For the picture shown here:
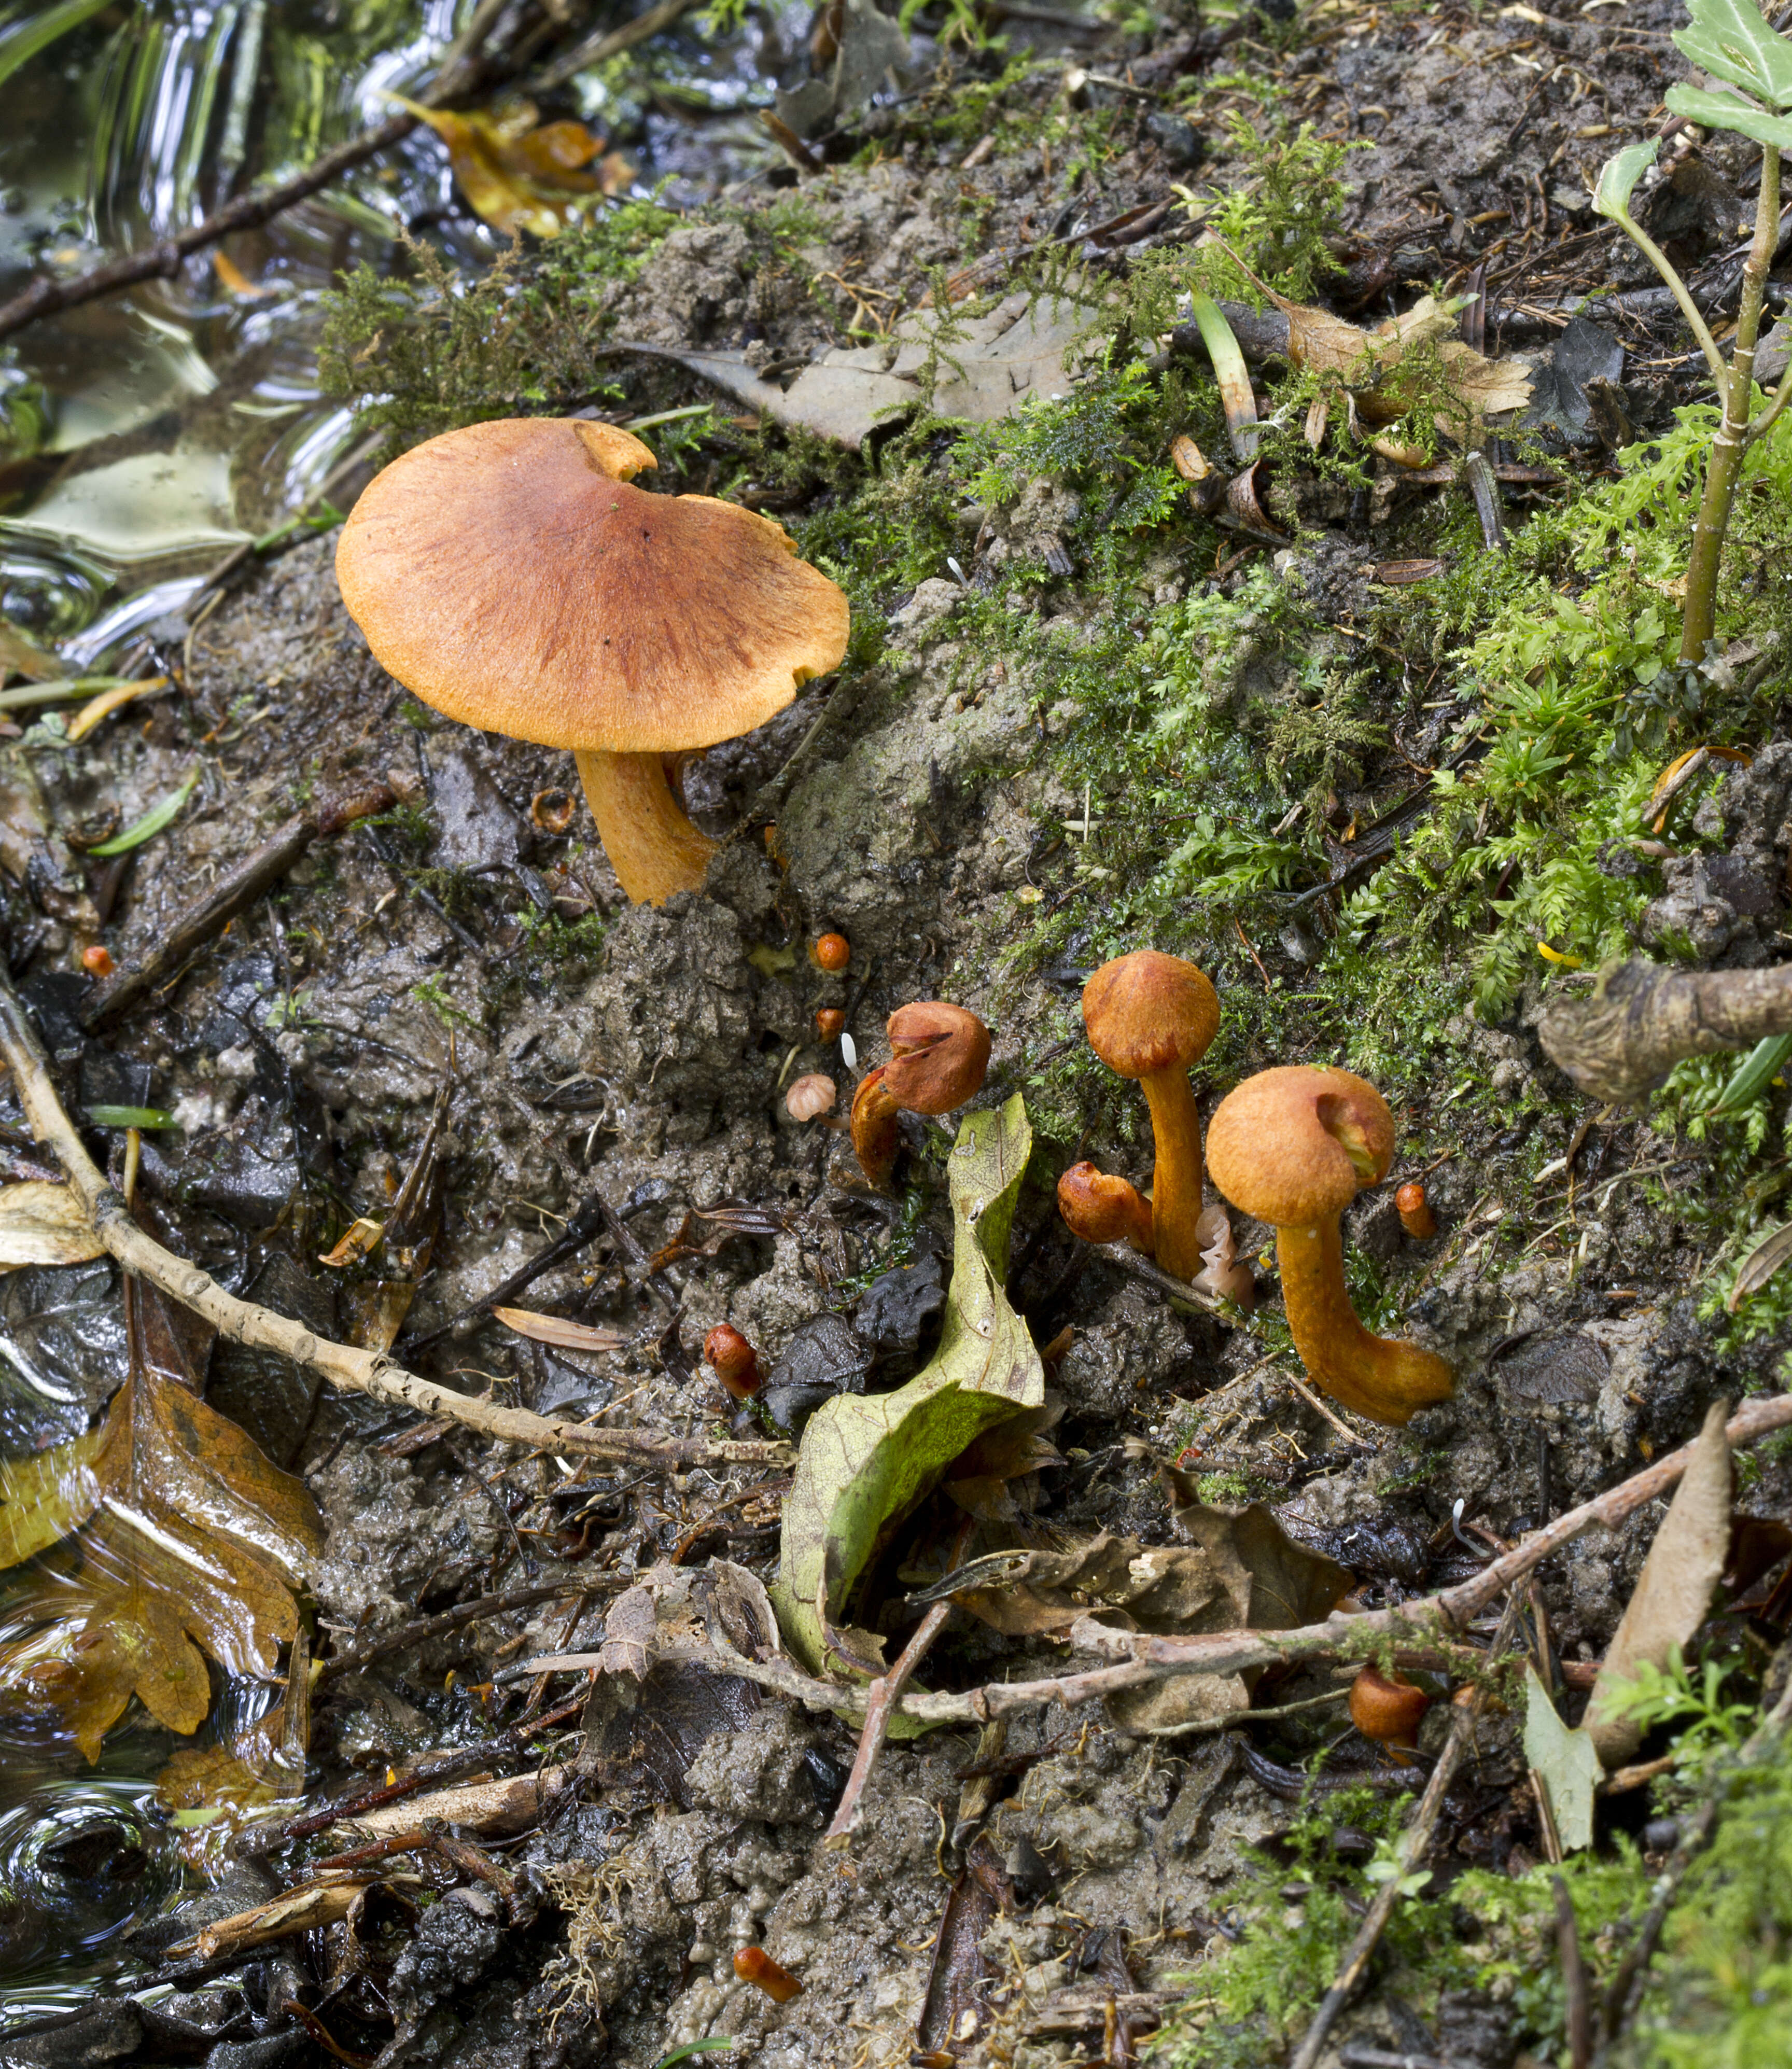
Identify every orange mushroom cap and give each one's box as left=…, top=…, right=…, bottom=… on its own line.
left=1349, top=1665, right=1431, bottom=1750
left=1058, top=1161, right=1155, bottom=1252
left=1081, top=952, right=1219, bottom=1081
left=1205, top=1065, right=1393, bottom=1228
left=336, top=418, right=849, bottom=755
left=881, top=1002, right=991, bottom=1115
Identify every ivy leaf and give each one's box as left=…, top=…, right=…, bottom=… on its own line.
left=1672, top=0, right=1792, bottom=111
left=0, top=1277, right=321, bottom=1760
left=1523, top=1665, right=1602, bottom=1853
left=1664, top=82, right=1792, bottom=149
left=772, top=1095, right=1042, bottom=1679
left=1592, top=141, right=1660, bottom=228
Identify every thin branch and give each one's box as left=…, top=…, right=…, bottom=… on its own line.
left=315, top=1577, right=613, bottom=1684
left=529, top=0, right=704, bottom=92
left=0, top=969, right=788, bottom=1472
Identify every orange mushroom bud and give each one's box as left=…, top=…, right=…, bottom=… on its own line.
left=786, top=1072, right=837, bottom=1122
left=81, top=944, right=115, bottom=978
left=1057, top=1161, right=1154, bottom=1253
left=1081, top=953, right=1219, bottom=1281
left=812, top=931, right=850, bottom=972
left=815, top=1007, right=845, bottom=1041
left=1206, top=1066, right=1453, bottom=1425
left=704, top=1323, right=761, bottom=1399
left=735, top=1946, right=803, bottom=2002
left=1395, top=1182, right=1437, bottom=1240
left=1349, top=1665, right=1431, bottom=1753
left=530, top=787, right=577, bottom=835
left=850, top=1002, right=991, bottom=1185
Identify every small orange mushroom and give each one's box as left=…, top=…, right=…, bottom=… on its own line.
left=81, top=944, right=115, bottom=978
left=814, top=1006, right=845, bottom=1041
left=1206, top=1066, right=1453, bottom=1425
left=1395, top=1181, right=1437, bottom=1240
left=735, top=1946, right=802, bottom=2002
left=1349, top=1665, right=1431, bottom=1756
left=1057, top=1161, right=1154, bottom=1253
left=704, top=1323, right=761, bottom=1399
left=335, top=418, right=849, bottom=907
left=851, top=1002, right=992, bottom=1185
left=811, top=931, right=850, bottom=972
left=1081, top=953, right=1219, bottom=1281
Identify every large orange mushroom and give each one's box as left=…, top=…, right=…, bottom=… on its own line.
left=1205, top=1065, right=1452, bottom=1424
left=335, top=418, right=850, bottom=906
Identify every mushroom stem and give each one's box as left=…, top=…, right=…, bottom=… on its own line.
left=575, top=748, right=717, bottom=907
left=1140, top=1069, right=1206, bottom=1280
left=1276, top=1217, right=1453, bottom=1426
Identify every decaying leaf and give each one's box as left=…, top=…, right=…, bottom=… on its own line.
left=494, top=1306, right=628, bottom=1354
left=158, top=1627, right=310, bottom=1818
left=1727, top=1220, right=1792, bottom=1310
left=1523, top=1664, right=1601, bottom=1853
left=0, top=1277, right=321, bottom=1760
left=0, top=1180, right=104, bottom=1269
left=598, top=1584, right=663, bottom=1682
left=613, top=284, right=1099, bottom=449
left=942, top=1403, right=1063, bottom=1525
left=775, top=0, right=909, bottom=136
left=772, top=1096, right=1043, bottom=1676
left=1585, top=1400, right=1732, bottom=1766
left=164, top=1878, right=378, bottom=1963
left=649, top=1200, right=794, bottom=1274
left=389, top=93, right=633, bottom=239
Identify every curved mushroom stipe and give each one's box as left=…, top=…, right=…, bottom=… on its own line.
left=850, top=1067, right=899, bottom=1187
left=334, top=416, right=849, bottom=908
left=1081, top=952, right=1219, bottom=1282
left=1058, top=1161, right=1155, bottom=1253
left=1206, top=1065, right=1453, bottom=1426
left=882, top=1002, right=992, bottom=1114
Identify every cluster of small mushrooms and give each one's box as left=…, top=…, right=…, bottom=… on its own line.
left=335, top=421, right=1451, bottom=1430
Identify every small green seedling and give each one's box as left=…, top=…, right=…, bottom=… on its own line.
left=1594, top=0, right=1792, bottom=665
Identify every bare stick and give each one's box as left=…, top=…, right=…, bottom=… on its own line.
left=83, top=782, right=396, bottom=1027
left=0, top=970, right=788, bottom=1472
left=827, top=1521, right=974, bottom=1841
left=529, top=0, right=704, bottom=91
left=1538, top=957, right=1792, bottom=1105
left=315, top=1577, right=614, bottom=1685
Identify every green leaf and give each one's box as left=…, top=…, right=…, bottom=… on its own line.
left=772, top=1095, right=1043, bottom=1683
left=654, top=2045, right=736, bottom=2066
left=88, top=770, right=200, bottom=857
left=1592, top=140, right=1660, bottom=226
left=1522, top=1663, right=1602, bottom=1853
left=1186, top=288, right=1259, bottom=465
left=1672, top=0, right=1792, bottom=111
left=85, top=1106, right=178, bottom=1130
left=1664, top=82, right=1792, bottom=149
left=1707, top=1031, right=1792, bottom=1116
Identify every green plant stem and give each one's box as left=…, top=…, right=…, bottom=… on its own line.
left=1615, top=216, right=1728, bottom=391
left=1680, top=144, right=1782, bottom=664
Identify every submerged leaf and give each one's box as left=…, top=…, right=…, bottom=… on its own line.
left=772, top=1096, right=1042, bottom=1676
left=0, top=1278, right=321, bottom=1760
left=1586, top=1400, right=1732, bottom=1766
left=387, top=93, right=628, bottom=239
left=0, top=1181, right=104, bottom=1270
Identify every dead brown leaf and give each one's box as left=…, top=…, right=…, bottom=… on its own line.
left=494, top=1307, right=627, bottom=1354
left=0, top=1180, right=104, bottom=1269
left=164, top=1879, right=382, bottom=1963
left=1585, top=1399, right=1732, bottom=1767
left=0, top=1277, right=321, bottom=1760
left=388, top=94, right=629, bottom=239
left=346, top=1767, right=567, bottom=1840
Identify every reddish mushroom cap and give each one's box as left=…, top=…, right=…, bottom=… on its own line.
left=335, top=417, right=849, bottom=754
left=1206, top=1066, right=1394, bottom=1227
left=881, top=1002, right=991, bottom=1115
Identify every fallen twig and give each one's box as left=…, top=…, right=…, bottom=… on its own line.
left=0, top=968, right=789, bottom=1472
left=659, top=1391, right=1792, bottom=1727
left=82, top=783, right=397, bottom=1027
left=1538, top=956, right=1792, bottom=1105
left=315, top=1577, right=613, bottom=1685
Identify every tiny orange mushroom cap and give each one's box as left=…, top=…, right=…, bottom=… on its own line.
left=850, top=1002, right=992, bottom=1185
left=1206, top=1065, right=1453, bottom=1425
left=1349, top=1665, right=1431, bottom=1754
left=1081, top=952, right=1219, bottom=1281
left=704, top=1323, right=761, bottom=1399
left=334, top=418, right=849, bottom=907
left=735, top=1946, right=802, bottom=2003
left=811, top=931, right=850, bottom=972
left=1057, top=1161, right=1155, bottom=1254
left=1395, top=1181, right=1437, bottom=1240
